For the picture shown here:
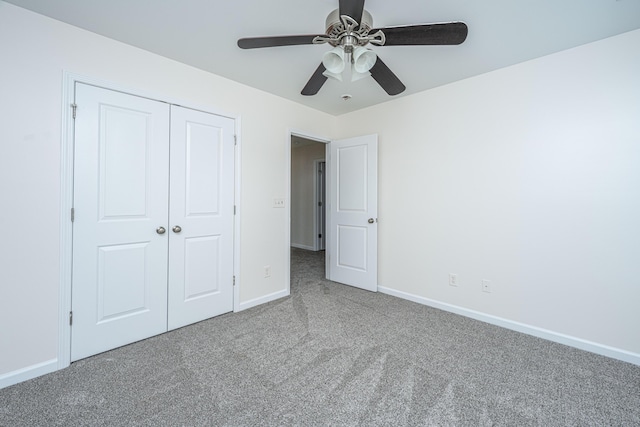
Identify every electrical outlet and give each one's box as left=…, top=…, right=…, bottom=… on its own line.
left=482, top=279, right=491, bottom=293
left=264, top=265, right=271, bottom=278
left=273, top=198, right=285, bottom=208
left=449, top=273, right=458, bottom=287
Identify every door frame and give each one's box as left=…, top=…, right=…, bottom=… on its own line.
left=313, top=159, right=326, bottom=251
left=59, top=71, right=242, bottom=369
left=287, top=130, right=330, bottom=294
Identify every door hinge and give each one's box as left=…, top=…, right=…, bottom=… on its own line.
left=318, top=202, right=322, bottom=207
left=318, top=234, right=322, bottom=238
left=233, top=205, right=236, bottom=215
left=233, top=276, right=236, bottom=286
left=234, top=135, right=237, bottom=145
left=69, top=311, right=73, bottom=326
left=71, top=103, right=77, bottom=119
left=71, top=207, right=75, bottom=222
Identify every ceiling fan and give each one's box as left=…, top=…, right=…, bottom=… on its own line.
left=237, top=0, right=468, bottom=97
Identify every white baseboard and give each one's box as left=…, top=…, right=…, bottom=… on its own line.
left=0, top=359, right=58, bottom=389
left=236, top=288, right=290, bottom=312
left=291, top=243, right=315, bottom=251
left=378, top=286, right=640, bottom=366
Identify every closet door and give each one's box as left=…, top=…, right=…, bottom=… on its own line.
left=71, top=83, right=170, bottom=361
left=167, top=106, right=235, bottom=330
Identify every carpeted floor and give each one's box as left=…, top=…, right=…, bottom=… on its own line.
left=1, top=247, right=639, bottom=426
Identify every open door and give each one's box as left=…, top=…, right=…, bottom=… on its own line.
left=327, top=134, right=378, bottom=291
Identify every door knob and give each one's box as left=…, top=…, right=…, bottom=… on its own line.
left=172, top=225, right=182, bottom=233
left=156, top=226, right=166, bottom=235
left=368, top=218, right=375, bottom=224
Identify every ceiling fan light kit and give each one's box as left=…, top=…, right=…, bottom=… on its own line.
left=323, top=46, right=346, bottom=74
left=353, top=47, right=377, bottom=73
left=237, top=0, right=468, bottom=97
left=322, top=45, right=376, bottom=83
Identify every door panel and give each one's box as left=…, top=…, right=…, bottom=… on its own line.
left=337, top=145, right=367, bottom=211
left=72, top=83, right=170, bottom=361
left=185, top=121, right=222, bottom=215
left=183, top=235, right=221, bottom=299
left=337, top=225, right=368, bottom=271
left=97, top=243, right=149, bottom=322
left=328, top=135, right=378, bottom=291
left=168, top=106, right=235, bottom=330
left=100, top=106, right=151, bottom=217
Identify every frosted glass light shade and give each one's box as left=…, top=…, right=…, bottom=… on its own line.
left=322, top=47, right=346, bottom=74
left=353, top=47, right=377, bottom=73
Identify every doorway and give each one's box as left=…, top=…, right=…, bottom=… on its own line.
left=289, top=133, right=328, bottom=294
left=290, top=135, right=327, bottom=252
left=288, top=132, right=379, bottom=293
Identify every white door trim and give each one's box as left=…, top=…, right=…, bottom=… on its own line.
left=313, top=159, right=327, bottom=251
left=286, top=130, right=330, bottom=295
left=59, top=71, right=241, bottom=370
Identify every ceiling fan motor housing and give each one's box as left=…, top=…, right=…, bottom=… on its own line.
left=325, top=8, right=373, bottom=39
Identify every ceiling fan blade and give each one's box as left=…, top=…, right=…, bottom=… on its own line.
left=237, top=35, right=323, bottom=49
left=339, top=0, right=365, bottom=26
left=373, top=22, right=468, bottom=46
left=370, top=57, right=406, bottom=96
left=301, top=64, right=328, bottom=96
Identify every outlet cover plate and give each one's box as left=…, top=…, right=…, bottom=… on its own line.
left=449, top=273, right=458, bottom=287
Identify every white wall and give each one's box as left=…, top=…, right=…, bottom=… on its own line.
left=336, top=29, right=640, bottom=359
left=0, top=2, right=335, bottom=384
left=291, top=142, right=326, bottom=249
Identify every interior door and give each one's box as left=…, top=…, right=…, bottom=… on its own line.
left=327, top=134, right=378, bottom=291
left=167, top=106, right=235, bottom=330
left=71, top=83, right=170, bottom=361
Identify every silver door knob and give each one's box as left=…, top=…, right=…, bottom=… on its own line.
left=156, top=226, right=166, bottom=235
left=172, top=225, right=182, bottom=233
left=368, top=218, right=375, bottom=224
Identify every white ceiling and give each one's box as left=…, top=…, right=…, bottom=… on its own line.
left=6, top=0, right=640, bottom=116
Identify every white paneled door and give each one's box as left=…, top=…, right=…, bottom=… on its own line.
left=72, top=84, right=170, bottom=361
left=167, top=106, right=235, bottom=330
left=71, top=83, right=234, bottom=361
left=328, top=135, right=378, bottom=291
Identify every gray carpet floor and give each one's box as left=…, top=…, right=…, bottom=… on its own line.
left=1, top=247, right=639, bottom=426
